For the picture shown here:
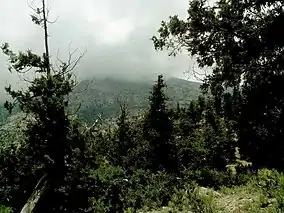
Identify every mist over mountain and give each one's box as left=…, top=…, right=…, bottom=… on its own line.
left=0, top=74, right=201, bottom=124
left=70, top=76, right=201, bottom=123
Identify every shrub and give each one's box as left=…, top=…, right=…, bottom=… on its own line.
left=0, top=206, right=11, bottom=213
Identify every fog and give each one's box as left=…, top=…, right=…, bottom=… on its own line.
left=0, top=0, right=202, bottom=101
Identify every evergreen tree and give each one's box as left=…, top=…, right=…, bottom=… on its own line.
left=143, top=75, right=177, bottom=173
left=112, top=101, right=134, bottom=169
left=0, top=0, right=90, bottom=212
left=152, top=0, right=284, bottom=169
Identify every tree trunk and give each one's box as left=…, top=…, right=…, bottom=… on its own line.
left=20, top=175, right=49, bottom=213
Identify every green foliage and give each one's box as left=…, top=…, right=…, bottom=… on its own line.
left=256, top=169, right=284, bottom=203
left=167, top=185, right=220, bottom=213
left=173, top=96, right=236, bottom=181
left=2, top=0, right=284, bottom=211
left=112, top=102, right=134, bottom=168
left=0, top=206, right=12, bottom=213
left=226, top=147, right=252, bottom=177
left=143, top=75, right=178, bottom=173
left=71, top=77, right=201, bottom=123
left=87, top=165, right=183, bottom=212
left=0, top=70, right=251, bottom=212
left=152, top=0, right=284, bottom=170
left=152, top=0, right=284, bottom=91
left=235, top=169, right=284, bottom=212
left=0, top=1, right=95, bottom=212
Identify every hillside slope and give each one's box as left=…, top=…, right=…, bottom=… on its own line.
left=71, top=77, right=201, bottom=123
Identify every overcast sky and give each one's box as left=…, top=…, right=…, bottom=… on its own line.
left=0, top=0, right=201, bottom=98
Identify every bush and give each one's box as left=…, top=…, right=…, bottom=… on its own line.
left=0, top=206, right=11, bottom=213
left=88, top=165, right=184, bottom=212
left=168, top=184, right=219, bottom=213
left=181, top=168, right=249, bottom=190
left=251, top=169, right=284, bottom=211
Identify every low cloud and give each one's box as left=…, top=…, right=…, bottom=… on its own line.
left=0, top=0, right=198, bottom=100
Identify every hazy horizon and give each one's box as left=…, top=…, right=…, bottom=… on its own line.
left=0, top=0, right=207, bottom=101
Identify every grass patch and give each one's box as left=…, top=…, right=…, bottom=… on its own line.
left=141, top=169, right=284, bottom=213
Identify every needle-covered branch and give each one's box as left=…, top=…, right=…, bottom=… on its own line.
left=1, top=0, right=88, bottom=212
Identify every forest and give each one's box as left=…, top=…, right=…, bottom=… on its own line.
left=1, top=0, right=284, bottom=212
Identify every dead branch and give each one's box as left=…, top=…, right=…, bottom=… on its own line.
left=73, top=101, right=82, bottom=114
left=16, top=72, right=34, bottom=84
left=15, top=66, right=33, bottom=74
left=183, top=56, right=209, bottom=82
left=56, top=44, right=86, bottom=75
left=47, top=16, right=59, bottom=24
left=83, top=114, right=102, bottom=134
left=66, top=51, right=86, bottom=73
left=115, top=93, right=128, bottom=111
left=27, top=0, right=39, bottom=12
left=74, top=79, right=91, bottom=94
left=20, top=174, right=49, bottom=213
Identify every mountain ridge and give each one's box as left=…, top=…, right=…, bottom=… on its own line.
left=71, top=76, right=201, bottom=123
left=0, top=76, right=202, bottom=124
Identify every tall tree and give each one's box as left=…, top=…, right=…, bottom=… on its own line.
left=152, top=0, right=284, bottom=93
left=111, top=100, right=133, bottom=168
left=152, top=0, right=284, bottom=169
left=143, top=75, right=177, bottom=173
left=1, top=0, right=86, bottom=212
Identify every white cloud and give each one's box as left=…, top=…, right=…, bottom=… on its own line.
left=98, top=18, right=134, bottom=44
left=0, top=0, right=200, bottom=100
left=84, top=0, right=110, bottom=23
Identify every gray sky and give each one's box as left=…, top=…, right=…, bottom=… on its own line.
left=0, top=0, right=201, bottom=99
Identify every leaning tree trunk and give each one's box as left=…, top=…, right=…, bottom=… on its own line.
left=20, top=175, right=49, bottom=213
left=21, top=1, right=51, bottom=212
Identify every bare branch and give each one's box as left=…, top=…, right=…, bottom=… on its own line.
left=65, top=91, right=82, bottom=116
left=66, top=50, right=86, bottom=73
left=46, top=3, right=51, bottom=18
left=75, top=79, right=91, bottom=94
left=56, top=43, right=86, bottom=76
left=20, top=174, right=49, bottom=213
left=70, top=79, right=92, bottom=119
left=168, top=39, right=185, bottom=57
left=27, top=0, right=38, bottom=12
left=47, top=16, right=59, bottom=24
left=56, top=50, right=65, bottom=66
left=68, top=78, right=92, bottom=118
left=15, top=66, right=33, bottom=74
left=82, top=113, right=103, bottom=135
left=67, top=42, right=79, bottom=65
left=16, top=72, right=34, bottom=84
left=184, top=56, right=208, bottom=82
left=73, top=101, right=82, bottom=115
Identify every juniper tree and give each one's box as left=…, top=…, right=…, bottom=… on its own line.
left=1, top=0, right=87, bottom=212
left=152, top=0, right=284, bottom=169
left=115, top=101, right=133, bottom=168
left=143, top=75, right=178, bottom=173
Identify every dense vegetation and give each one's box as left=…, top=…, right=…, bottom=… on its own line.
left=0, top=77, right=200, bottom=124
left=71, top=76, right=201, bottom=123
left=1, top=0, right=284, bottom=212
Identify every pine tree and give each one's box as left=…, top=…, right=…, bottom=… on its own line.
left=143, top=75, right=178, bottom=173
left=1, top=0, right=87, bottom=212
left=152, top=0, right=284, bottom=169
left=113, top=101, right=133, bottom=168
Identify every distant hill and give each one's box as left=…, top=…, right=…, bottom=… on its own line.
left=70, top=77, right=201, bottom=124
left=0, top=77, right=202, bottom=124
